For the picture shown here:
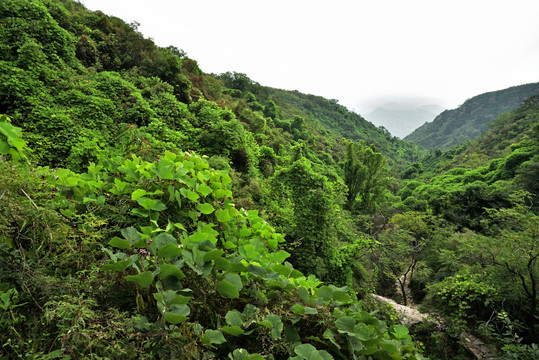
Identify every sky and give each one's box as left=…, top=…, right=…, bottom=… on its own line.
left=81, top=0, right=539, bottom=115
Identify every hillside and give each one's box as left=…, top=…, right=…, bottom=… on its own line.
left=1, top=1, right=538, bottom=359
left=214, top=74, right=426, bottom=169
left=405, top=82, right=539, bottom=149
left=0, top=1, right=426, bottom=358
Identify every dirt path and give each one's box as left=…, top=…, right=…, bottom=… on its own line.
left=372, top=294, right=500, bottom=359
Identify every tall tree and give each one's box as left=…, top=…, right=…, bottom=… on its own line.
left=344, top=141, right=388, bottom=212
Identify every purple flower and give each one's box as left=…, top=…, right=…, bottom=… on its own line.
left=139, top=249, right=148, bottom=256
left=147, top=239, right=153, bottom=244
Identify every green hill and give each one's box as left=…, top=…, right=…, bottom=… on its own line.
left=1, top=0, right=538, bottom=358
left=405, top=82, right=539, bottom=150
left=0, top=1, right=425, bottom=358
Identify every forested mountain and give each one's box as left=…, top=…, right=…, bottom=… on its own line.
left=405, top=82, right=539, bottom=149
left=0, top=1, right=537, bottom=359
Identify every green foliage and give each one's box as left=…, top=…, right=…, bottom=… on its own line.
left=406, top=82, right=539, bottom=150
left=344, top=141, right=388, bottom=213
left=4, top=0, right=539, bottom=357
left=0, top=114, right=28, bottom=161
left=51, top=151, right=422, bottom=359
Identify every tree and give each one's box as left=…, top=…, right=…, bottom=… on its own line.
left=344, top=141, right=388, bottom=213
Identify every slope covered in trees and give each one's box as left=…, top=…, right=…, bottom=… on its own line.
left=405, top=82, right=539, bottom=150
left=0, top=1, right=424, bottom=358
left=1, top=1, right=537, bottom=359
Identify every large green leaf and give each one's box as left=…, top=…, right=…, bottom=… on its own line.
left=121, top=227, right=141, bottom=244
left=126, top=271, right=154, bottom=289
left=155, top=232, right=177, bottom=247
left=153, top=159, right=174, bottom=179
left=225, top=309, right=244, bottom=326
left=270, top=250, right=290, bottom=264
left=203, top=249, right=224, bottom=262
left=0, top=140, right=10, bottom=155
left=158, top=243, right=182, bottom=260
left=335, top=316, right=355, bottom=334
left=224, top=273, right=243, bottom=291
left=197, top=184, right=213, bottom=197
left=159, top=263, right=185, bottom=282
left=392, top=325, right=410, bottom=340
left=293, top=343, right=333, bottom=360
left=163, top=304, right=190, bottom=324
left=216, top=279, right=239, bottom=299
left=101, top=259, right=131, bottom=272
left=131, top=189, right=147, bottom=200
left=291, top=304, right=305, bottom=315
left=316, top=286, right=334, bottom=301
left=215, top=208, right=232, bottom=222
left=332, top=290, right=352, bottom=305
left=221, top=326, right=244, bottom=336
left=265, top=314, right=283, bottom=340
left=271, top=263, right=293, bottom=277
left=108, top=237, right=131, bottom=250
left=164, top=311, right=187, bottom=325
left=203, top=329, right=226, bottom=344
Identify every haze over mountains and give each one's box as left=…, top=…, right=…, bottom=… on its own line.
left=364, top=103, right=445, bottom=138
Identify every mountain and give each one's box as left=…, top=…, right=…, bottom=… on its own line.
left=404, top=82, right=539, bottom=149
left=364, top=103, right=445, bottom=138
left=259, top=87, right=426, bottom=166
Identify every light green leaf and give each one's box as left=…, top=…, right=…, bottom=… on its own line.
left=304, top=307, right=318, bottom=315
left=203, top=249, right=224, bottom=262
left=271, top=250, right=291, bottom=264
left=215, top=208, right=232, bottom=222
left=197, top=184, right=213, bottom=197
left=298, top=287, right=310, bottom=303
left=272, top=264, right=293, bottom=277
left=186, top=189, right=199, bottom=202
left=131, top=189, right=147, bottom=200
left=131, top=208, right=149, bottom=217
left=197, top=202, right=215, bottom=215
left=392, top=325, right=409, bottom=339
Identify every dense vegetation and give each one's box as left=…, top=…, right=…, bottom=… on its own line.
left=405, top=82, right=539, bottom=150
left=0, top=1, right=537, bottom=359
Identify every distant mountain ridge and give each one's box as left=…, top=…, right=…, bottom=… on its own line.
left=365, top=104, right=445, bottom=139
left=404, top=82, right=539, bottom=149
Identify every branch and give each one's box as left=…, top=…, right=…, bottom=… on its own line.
left=20, top=188, right=39, bottom=210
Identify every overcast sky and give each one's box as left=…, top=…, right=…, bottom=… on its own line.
left=81, top=0, right=539, bottom=114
